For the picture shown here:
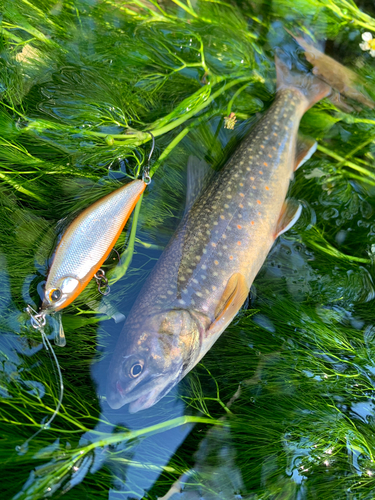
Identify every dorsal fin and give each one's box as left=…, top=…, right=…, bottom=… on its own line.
left=185, top=156, right=213, bottom=213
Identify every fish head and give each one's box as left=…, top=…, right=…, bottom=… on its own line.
left=106, top=308, right=207, bottom=412
left=41, top=276, right=81, bottom=313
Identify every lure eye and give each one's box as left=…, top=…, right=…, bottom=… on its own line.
left=49, top=288, right=62, bottom=302
left=129, top=362, right=144, bottom=378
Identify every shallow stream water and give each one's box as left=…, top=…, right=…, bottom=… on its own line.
left=2, top=0, right=375, bottom=499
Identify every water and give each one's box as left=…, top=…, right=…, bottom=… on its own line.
left=1, top=0, right=375, bottom=498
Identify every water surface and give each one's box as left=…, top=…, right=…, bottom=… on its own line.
left=1, top=0, right=375, bottom=498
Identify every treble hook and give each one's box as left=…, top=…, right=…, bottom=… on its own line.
left=142, top=132, right=154, bottom=185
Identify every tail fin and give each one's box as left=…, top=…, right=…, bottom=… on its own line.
left=275, top=55, right=331, bottom=110
left=288, top=31, right=375, bottom=110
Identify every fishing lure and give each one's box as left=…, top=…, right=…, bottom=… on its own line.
left=41, top=178, right=147, bottom=314
left=42, top=134, right=154, bottom=316
left=19, top=136, right=154, bottom=449
left=27, top=133, right=154, bottom=340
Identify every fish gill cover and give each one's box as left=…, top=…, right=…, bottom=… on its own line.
left=1, top=0, right=375, bottom=498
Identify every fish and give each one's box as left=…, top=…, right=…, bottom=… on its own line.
left=42, top=179, right=146, bottom=314
left=106, top=51, right=366, bottom=413
left=289, top=31, right=375, bottom=110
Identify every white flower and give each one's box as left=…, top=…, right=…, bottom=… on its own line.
left=359, top=32, right=375, bottom=57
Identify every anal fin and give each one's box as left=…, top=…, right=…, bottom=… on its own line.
left=295, top=134, right=317, bottom=171
left=274, top=199, right=302, bottom=238
left=208, top=273, right=248, bottom=336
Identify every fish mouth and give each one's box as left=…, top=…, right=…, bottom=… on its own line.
left=107, top=367, right=183, bottom=412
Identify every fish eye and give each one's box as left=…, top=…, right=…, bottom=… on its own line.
left=49, top=288, right=62, bottom=302
left=129, top=361, right=144, bottom=378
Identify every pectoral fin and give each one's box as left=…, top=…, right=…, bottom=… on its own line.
left=208, top=273, right=248, bottom=336
left=295, top=134, right=317, bottom=171
left=274, top=199, right=302, bottom=238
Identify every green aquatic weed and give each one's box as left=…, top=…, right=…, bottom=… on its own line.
left=1, top=0, right=375, bottom=499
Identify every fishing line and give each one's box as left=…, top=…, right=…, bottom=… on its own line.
left=142, top=132, right=154, bottom=185
left=17, top=306, right=64, bottom=454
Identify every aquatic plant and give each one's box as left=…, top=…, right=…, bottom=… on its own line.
left=1, top=0, right=375, bottom=498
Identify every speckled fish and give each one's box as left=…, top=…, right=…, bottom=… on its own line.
left=106, top=56, right=359, bottom=413
left=42, top=180, right=146, bottom=313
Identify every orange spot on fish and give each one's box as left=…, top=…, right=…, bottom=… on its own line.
left=211, top=242, right=216, bottom=247
left=229, top=255, right=233, bottom=260
left=263, top=162, right=268, bottom=167
left=268, top=154, right=272, bottom=158
left=265, top=186, right=269, bottom=190
left=237, top=225, right=242, bottom=229
left=258, top=211, right=261, bottom=215
left=214, top=260, right=219, bottom=265
left=212, top=286, right=217, bottom=291
left=240, top=193, right=244, bottom=197
left=259, top=171, right=263, bottom=175
left=220, top=215, right=225, bottom=219
left=250, top=176, right=254, bottom=181
left=252, top=186, right=256, bottom=189
left=239, top=182, right=244, bottom=187
left=257, top=200, right=261, bottom=205
left=251, top=221, right=255, bottom=225
left=239, top=203, right=244, bottom=208
left=272, top=146, right=277, bottom=150
left=273, top=132, right=277, bottom=136
left=260, top=145, right=265, bottom=149
left=237, top=241, right=241, bottom=245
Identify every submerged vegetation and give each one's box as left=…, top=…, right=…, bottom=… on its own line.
left=1, top=0, right=375, bottom=498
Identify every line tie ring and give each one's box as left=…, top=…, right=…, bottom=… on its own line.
left=26, top=305, right=47, bottom=330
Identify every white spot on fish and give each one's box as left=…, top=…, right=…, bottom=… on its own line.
left=196, top=291, right=203, bottom=297
left=202, top=265, right=207, bottom=270
left=178, top=299, right=186, bottom=305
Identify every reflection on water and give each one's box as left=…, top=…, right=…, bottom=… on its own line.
left=1, top=0, right=375, bottom=498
